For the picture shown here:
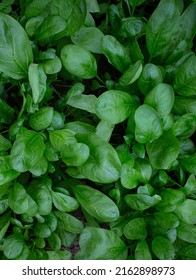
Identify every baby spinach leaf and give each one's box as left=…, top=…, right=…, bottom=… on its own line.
left=3, top=233, right=25, bottom=259
left=47, top=250, right=71, bottom=260
left=146, top=0, right=180, bottom=59
left=0, top=98, right=14, bottom=124
left=55, top=211, right=84, bottom=234
left=135, top=240, right=152, bottom=260
left=73, top=184, right=119, bottom=222
left=125, top=194, right=161, bottom=211
left=28, top=63, right=47, bottom=104
left=121, top=162, right=143, bottom=189
left=61, top=44, right=97, bottom=79
left=0, top=12, right=33, bottom=79
left=0, top=135, right=11, bottom=151
left=144, top=83, right=174, bottom=117
left=146, top=130, right=180, bottom=169
left=76, top=133, right=122, bottom=183
left=119, top=60, right=143, bottom=85
left=154, top=212, right=179, bottom=229
left=101, top=35, right=131, bottom=72
left=138, top=63, right=163, bottom=95
left=175, top=199, right=196, bottom=224
left=71, top=27, right=104, bottom=54
left=34, top=223, right=52, bottom=238
left=29, top=107, right=54, bottom=131
left=119, top=17, right=146, bottom=38
left=172, top=96, right=196, bottom=116
left=41, top=56, right=62, bottom=75
left=124, top=218, right=147, bottom=240
left=11, top=130, right=47, bottom=176
left=49, top=129, right=76, bottom=152
left=177, top=223, right=196, bottom=243
left=173, top=55, right=196, bottom=96
left=66, top=93, right=97, bottom=114
left=61, top=143, right=90, bottom=166
left=180, top=155, right=196, bottom=175
left=95, top=90, right=136, bottom=124
left=0, top=212, right=11, bottom=241
left=8, top=183, right=29, bottom=214
left=75, top=227, right=128, bottom=260
left=0, top=156, right=19, bottom=185
left=152, top=236, right=175, bottom=260
left=52, top=191, right=79, bottom=212
left=134, top=104, right=163, bottom=143
left=173, top=114, right=196, bottom=138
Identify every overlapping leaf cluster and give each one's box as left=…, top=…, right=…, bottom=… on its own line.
left=0, top=0, right=196, bottom=260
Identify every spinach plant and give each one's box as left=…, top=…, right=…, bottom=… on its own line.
left=0, top=0, right=196, bottom=260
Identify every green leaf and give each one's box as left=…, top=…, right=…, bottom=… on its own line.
left=172, top=96, right=196, bottom=115
left=0, top=135, right=11, bottom=152
left=47, top=250, right=71, bottom=260
left=119, top=17, right=146, bottom=38
left=144, top=83, right=175, bottom=117
left=3, top=233, right=24, bottom=259
left=47, top=232, right=61, bottom=250
left=35, top=15, right=67, bottom=40
left=154, top=212, right=179, bottom=229
left=124, top=218, right=147, bottom=240
left=177, top=223, right=196, bottom=243
left=34, top=223, right=51, bottom=238
left=52, top=191, right=79, bottom=212
left=29, top=107, right=54, bottom=131
left=157, top=188, right=186, bottom=209
left=10, top=130, right=47, bottom=176
left=0, top=98, right=14, bottom=124
left=119, top=60, right=143, bottom=85
left=152, top=236, right=175, bottom=260
left=135, top=240, right=152, bottom=260
left=71, top=27, right=104, bottom=53
left=175, top=199, right=196, bottom=224
left=101, top=35, right=131, bottom=72
left=178, top=244, right=196, bottom=260
left=28, top=63, right=47, bottom=104
left=61, top=44, right=97, bottom=79
left=41, top=56, right=62, bottom=75
left=95, top=90, right=136, bottom=124
left=180, top=155, right=196, bottom=175
left=134, top=104, right=163, bottom=143
left=182, top=175, right=196, bottom=195
left=146, top=0, right=181, bottom=59
left=173, top=55, right=196, bottom=96
left=73, top=185, right=119, bottom=222
left=75, top=227, right=128, bottom=260
left=121, top=162, right=143, bottom=189
left=0, top=156, right=19, bottom=186
left=125, top=194, right=161, bottom=211
left=55, top=211, right=84, bottom=234
left=146, top=130, right=180, bottom=169
left=76, top=133, right=122, bottom=183
left=66, top=93, right=97, bottom=114
left=49, top=129, right=76, bottom=152
left=61, top=143, right=90, bottom=166
left=138, top=63, right=163, bottom=95
left=0, top=12, right=33, bottom=79
left=8, top=183, right=29, bottom=214
left=0, top=212, right=11, bottom=241
left=173, top=114, right=196, bottom=138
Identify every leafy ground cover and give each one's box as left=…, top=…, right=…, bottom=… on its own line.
left=0, top=0, right=196, bottom=260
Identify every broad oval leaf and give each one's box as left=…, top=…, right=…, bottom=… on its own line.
left=55, top=211, right=84, bottom=234
left=177, top=223, right=196, bottom=243
left=49, top=129, right=76, bottom=152
left=61, top=143, right=90, bottom=166
left=173, top=114, right=196, bottom=138
left=146, top=129, right=180, bottom=169
left=125, top=194, right=161, bottom=211
left=95, top=90, right=136, bottom=124
left=175, top=199, right=196, bottom=224
left=0, top=12, right=33, bottom=79
left=124, top=218, right=147, bottom=240
left=60, top=44, right=97, bottom=79
left=71, top=27, right=104, bottom=53
left=3, top=233, right=24, bottom=259
left=76, top=133, right=122, bottom=183
left=0, top=135, right=11, bottom=152
left=29, top=107, right=54, bottom=131
left=8, top=183, right=29, bottom=214
left=174, top=56, right=196, bottom=96
left=144, top=83, right=175, bottom=117
left=119, top=60, right=143, bottom=85
left=152, top=236, right=175, bottom=260
left=134, top=104, right=163, bottom=143
left=73, top=185, right=119, bottom=222
left=135, top=240, right=152, bottom=260
left=75, top=227, right=128, bottom=260
left=52, top=191, right=79, bottom=212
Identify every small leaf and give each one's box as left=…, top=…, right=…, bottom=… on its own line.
left=3, top=233, right=24, bottom=259
left=29, top=107, right=54, bottom=131
left=73, top=185, right=119, bottom=222
left=61, top=143, right=90, bottom=166
left=135, top=240, right=152, bottom=260
left=124, top=218, right=147, bottom=240
left=52, top=191, right=79, bottom=212
left=119, top=60, right=143, bottom=85
left=152, top=236, right=175, bottom=260
left=61, top=44, right=97, bottom=79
